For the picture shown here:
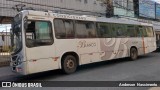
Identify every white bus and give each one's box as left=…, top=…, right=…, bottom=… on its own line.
left=10, top=10, right=157, bottom=75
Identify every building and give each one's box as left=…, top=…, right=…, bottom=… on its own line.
left=112, top=0, right=160, bottom=49
left=0, top=0, right=106, bottom=18
left=0, top=0, right=106, bottom=50
left=113, top=0, right=135, bottom=17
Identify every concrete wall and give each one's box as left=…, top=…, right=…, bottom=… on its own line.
left=113, top=0, right=135, bottom=17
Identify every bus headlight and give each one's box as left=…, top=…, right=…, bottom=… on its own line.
left=17, top=55, right=23, bottom=65
left=17, top=58, right=22, bottom=65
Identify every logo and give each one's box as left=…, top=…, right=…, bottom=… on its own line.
left=1, top=82, right=42, bottom=88
left=2, top=82, right=11, bottom=87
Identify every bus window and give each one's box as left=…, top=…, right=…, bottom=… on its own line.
left=54, top=19, right=65, bottom=39
left=36, top=22, right=52, bottom=39
left=139, top=26, right=147, bottom=37
left=135, top=25, right=142, bottom=37
left=97, top=22, right=112, bottom=38
left=25, top=21, right=53, bottom=47
left=127, top=25, right=136, bottom=37
left=54, top=19, right=74, bottom=39
left=146, top=26, right=154, bottom=37
left=116, top=24, right=127, bottom=38
left=64, top=20, right=74, bottom=38
left=137, top=26, right=143, bottom=37
left=111, top=23, right=127, bottom=38
left=76, top=21, right=96, bottom=38
left=111, top=24, right=117, bottom=37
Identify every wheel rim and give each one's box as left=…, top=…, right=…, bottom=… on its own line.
left=66, top=59, right=75, bottom=69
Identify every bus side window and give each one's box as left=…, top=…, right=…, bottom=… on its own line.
left=138, top=26, right=144, bottom=37
left=135, top=26, right=141, bottom=37
left=75, top=21, right=87, bottom=38
left=146, top=26, right=154, bottom=37
left=54, top=19, right=66, bottom=39
left=127, top=25, right=136, bottom=37
left=26, top=21, right=53, bottom=47
left=142, top=26, right=148, bottom=37
left=116, top=24, right=127, bottom=38
left=76, top=21, right=96, bottom=38
left=64, top=20, right=74, bottom=38
left=97, top=22, right=111, bottom=38
left=111, top=24, right=117, bottom=37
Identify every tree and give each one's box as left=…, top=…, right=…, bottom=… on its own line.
left=97, top=0, right=114, bottom=17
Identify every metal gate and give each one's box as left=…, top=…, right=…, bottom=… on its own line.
left=0, top=30, right=11, bottom=67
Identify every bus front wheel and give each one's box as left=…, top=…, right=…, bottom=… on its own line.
left=130, top=47, right=138, bottom=60
left=62, top=55, right=77, bottom=74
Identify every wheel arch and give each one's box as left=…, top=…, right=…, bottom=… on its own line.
left=129, top=46, right=138, bottom=55
left=61, top=51, right=79, bottom=68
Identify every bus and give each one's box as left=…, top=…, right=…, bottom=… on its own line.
left=10, top=10, right=157, bottom=75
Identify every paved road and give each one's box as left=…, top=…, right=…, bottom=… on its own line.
left=0, top=51, right=160, bottom=90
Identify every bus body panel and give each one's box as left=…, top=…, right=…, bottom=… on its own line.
left=147, top=37, right=157, bottom=52
left=25, top=46, right=59, bottom=74
left=77, top=39, right=100, bottom=64
left=129, top=37, right=144, bottom=55
left=99, top=38, right=128, bottom=60
left=54, top=39, right=78, bottom=67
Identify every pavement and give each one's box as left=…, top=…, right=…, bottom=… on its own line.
left=0, top=51, right=160, bottom=90
left=0, top=66, right=16, bottom=81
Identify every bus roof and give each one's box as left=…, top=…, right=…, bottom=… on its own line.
left=22, top=10, right=153, bottom=27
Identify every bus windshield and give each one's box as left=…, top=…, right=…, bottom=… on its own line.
left=11, top=14, right=22, bottom=55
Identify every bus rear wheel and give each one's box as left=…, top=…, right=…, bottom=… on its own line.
left=62, top=55, right=77, bottom=74
left=130, top=47, right=138, bottom=60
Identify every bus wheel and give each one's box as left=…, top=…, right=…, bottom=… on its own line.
left=62, top=55, right=77, bottom=74
left=130, top=47, right=138, bottom=60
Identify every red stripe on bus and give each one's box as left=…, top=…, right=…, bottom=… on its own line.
left=33, top=60, right=37, bottom=62
left=142, top=37, right=146, bottom=54
left=53, top=57, right=59, bottom=61
left=89, top=53, right=93, bottom=55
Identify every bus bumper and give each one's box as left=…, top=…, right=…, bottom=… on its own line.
left=10, top=61, right=27, bottom=75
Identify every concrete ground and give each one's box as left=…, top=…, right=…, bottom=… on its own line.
left=0, top=52, right=160, bottom=90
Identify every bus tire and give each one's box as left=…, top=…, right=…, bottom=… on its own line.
left=130, top=47, right=138, bottom=60
left=62, top=55, right=77, bottom=74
